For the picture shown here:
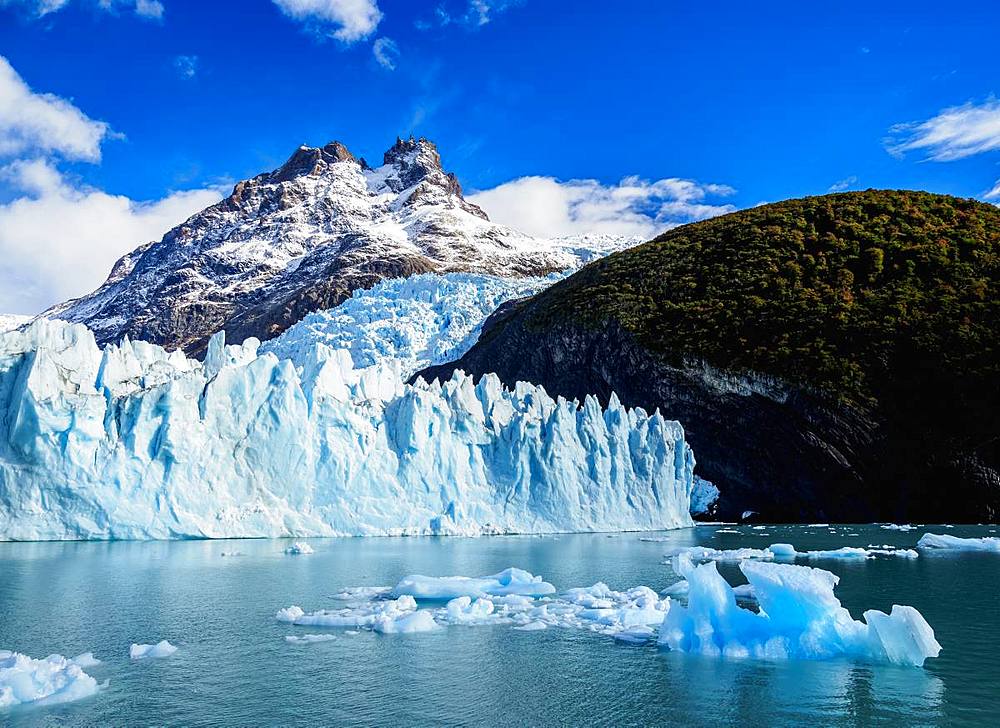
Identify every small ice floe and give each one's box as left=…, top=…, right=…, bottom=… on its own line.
left=917, top=533, right=1000, bottom=552
left=513, top=621, right=548, bottom=631
left=769, top=543, right=918, bottom=560
left=443, top=596, right=498, bottom=625
left=277, top=595, right=420, bottom=628
left=373, top=610, right=440, bottom=634
left=284, top=542, right=314, bottom=555
left=715, top=528, right=741, bottom=534
left=807, top=523, right=830, bottom=527
left=659, top=554, right=940, bottom=666
left=663, top=545, right=774, bottom=562
left=70, top=652, right=101, bottom=668
left=614, top=626, right=656, bottom=644
left=129, top=641, right=178, bottom=660
left=332, top=586, right=392, bottom=601
left=881, top=524, right=917, bottom=532
left=390, top=567, right=555, bottom=599
left=285, top=634, right=336, bottom=644
left=0, top=650, right=102, bottom=708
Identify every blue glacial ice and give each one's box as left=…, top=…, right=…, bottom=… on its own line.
left=917, top=533, right=1000, bottom=552
left=129, top=641, right=177, bottom=660
left=0, top=651, right=101, bottom=708
left=659, top=555, right=941, bottom=666
left=273, top=563, right=939, bottom=667
left=0, top=319, right=696, bottom=540
left=260, top=272, right=560, bottom=379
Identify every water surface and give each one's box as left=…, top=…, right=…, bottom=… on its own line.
left=1, top=524, right=997, bottom=726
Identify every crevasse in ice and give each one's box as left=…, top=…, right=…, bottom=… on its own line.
left=0, top=319, right=695, bottom=540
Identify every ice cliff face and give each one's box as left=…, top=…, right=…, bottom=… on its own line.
left=0, top=319, right=695, bottom=541
left=44, top=137, right=632, bottom=356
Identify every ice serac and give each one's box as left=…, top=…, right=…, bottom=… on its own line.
left=44, top=136, right=636, bottom=356
left=659, top=555, right=941, bottom=666
left=0, top=319, right=696, bottom=541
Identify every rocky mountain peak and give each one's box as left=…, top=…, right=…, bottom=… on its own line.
left=270, top=140, right=357, bottom=183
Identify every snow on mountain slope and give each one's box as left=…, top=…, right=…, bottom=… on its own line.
left=0, top=314, right=30, bottom=333
left=0, top=319, right=695, bottom=541
left=259, top=272, right=560, bottom=379
left=44, top=137, right=634, bottom=356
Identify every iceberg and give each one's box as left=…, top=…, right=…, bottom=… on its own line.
left=0, top=320, right=696, bottom=540
left=129, top=641, right=178, bottom=660
left=0, top=650, right=101, bottom=709
left=284, top=542, right=314, bottom=555
left=658, top=555, right=941, bottom=666
left=391, top=568, right=556, bottom=599
left=917, top=533, right=1000, bottom=552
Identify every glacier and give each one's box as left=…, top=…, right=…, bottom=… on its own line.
left=0, top=319, right=695, bottom=540
left=260, top=272, right=561, bottom=379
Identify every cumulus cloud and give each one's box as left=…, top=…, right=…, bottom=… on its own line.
left=372, top=37, right=398, bottom=70
left=271, top=0, right=382, bottom=42
left=0, top=160, right=222, bottom=314
left=0, top=56, right=111, bottom=162
left=469, top=175, right=737, bottom=239
left=887, top=99, right=1000, bottom=161
left=828, top=175, right=858, bottom=193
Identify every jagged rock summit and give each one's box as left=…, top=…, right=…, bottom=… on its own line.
left=46, top=136, right=586, bottom=355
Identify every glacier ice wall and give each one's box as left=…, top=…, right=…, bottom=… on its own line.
left=0, top=320, right=695, bottom=541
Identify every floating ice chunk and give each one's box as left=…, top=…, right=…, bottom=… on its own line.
left=284, top=542, right=314, bottom=555
left=663, top=545, right=774, bottom=561
left=881, top=524, right=917, bottom=532
left=285, top=634, right=336, bottom=644
left=917, top=533, right=1000, bottom=552
left=332, top=586, right=392, bottom=601
left=391, top=568, right=556, bottom=600
left=513, top=621, right=548, bottom=631
left=614, top=626, right=656, bottom=644
left=658, top=559, right=940, bottom=666
left=715, top=528, right=741, bottom=534
left=443, top=596, right=496, bottom=625
left=373, top=610, right=440, bottom=634
left=276, top=595, right=418, bottom=628
left=129, top=641, right=177, bottom=660
left=70, top=652, right=101, bottom=668
left=563, top=584, right=669, bottom=628
left=0, top=651, right=101, bottom=708
left=770, top=543, right=917, bottom=560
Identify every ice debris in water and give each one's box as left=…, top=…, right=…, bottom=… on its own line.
left=285, top=634, right=337, bottom=644
left=663, top=544, right=918, bottom=563
left=390, top=568, right=556, bottom=599
left=658, top=555, right=940, bottom=667
left=0, top=319, right=695, bottom=540
left=663, top=545, right=775, bottom=561
left=881, top=524, right=917, bottom=532
left=284, top=542, right=314, bottom=555
left=917, top=533, right=1000, bottom=552
left=0, top=651, right=102, bottom=708
left=274, top=564, right=937, bottom=666
left=129, top=641, right=178, bottom=660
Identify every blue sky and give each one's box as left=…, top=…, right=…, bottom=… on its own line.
left=1, top=0, right=1000, bottom=312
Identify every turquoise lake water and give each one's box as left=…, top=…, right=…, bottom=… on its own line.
left=1, top=524, right=998, bottom=727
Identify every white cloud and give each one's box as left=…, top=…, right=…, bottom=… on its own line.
left=887, top=99, right=1000, bottom=161
left=372, top=37, right=398, bottom=70
left=984, top=180, right=1000, bottom=200
left=0, top=55, right=111, bottom=162
left=0, top=159, right=223, bottom=314
left=174, top=55, right=198, bottom=79
left=271, top=0, right=382, bottom=42
left=828, top=175, right=858, bottom=192
left=3, top=0, right=164, bottom=19
left=469, top=175, right=736, bottom=239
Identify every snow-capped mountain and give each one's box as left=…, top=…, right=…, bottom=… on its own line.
left=45, top=137, right=626, bottom=355
left=0, top=315, right=30, bottom=334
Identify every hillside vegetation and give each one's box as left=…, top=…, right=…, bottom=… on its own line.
left=521, top=190, right=999, bottom=442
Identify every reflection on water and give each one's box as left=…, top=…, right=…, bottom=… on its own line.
left=1, top=525, right=997, bottom=727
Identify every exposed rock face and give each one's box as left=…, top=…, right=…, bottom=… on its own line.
left=419, top=310, right=998, bottom=524
left=44, top=137, right=582, bottom=356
